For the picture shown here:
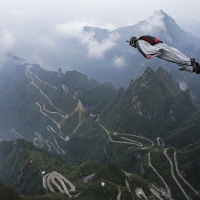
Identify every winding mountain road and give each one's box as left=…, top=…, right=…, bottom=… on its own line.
left=90, top=113, right=156, bottom=149
left=114, top=132, right=154, bottom=148
left=82, top=174, right=95, bottom=183
left=174, top=151, right=199, bottom=196
left=149, top=187, right=164, bottom=200
left=25, top=66, right=85, bottom=153
left=117, top=188, right=121, bottom=200
left=43, top=171, right=75, bottom=198
left=12, top=129, right=24, bottom=139
left=135, top=187, right=148, bottom=200
left=148, top=152, right=172, bottom=199
left=157, top=137, right=164, bottom=146
left=22, top=66, right=199, bottom=199
left=164, top=148, right=190, bottom=200
left=27, top=67, right=57, bottom=90
left=34, top=131, right=62, bottom=153
left=99, top=124, right=144, bottom=147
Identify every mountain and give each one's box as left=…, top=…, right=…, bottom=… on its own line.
left=11, top=10, right=200, bottom=97
left=0, top=182, right=21, bottom=200
left=0, top=138, right=152, bottom=200
left=183, top=22, right=200, bottom=38
left=1, top=139, right=200, bottom=199
left=0, top=56, right=200, bottom=199
left=0, top=55, right=198, bottom=149
left=86, top=66, right=196, bottom=134
left=44, top=10, right=200, bottom=98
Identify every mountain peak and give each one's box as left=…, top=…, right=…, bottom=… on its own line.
left=138, top=9, right=166, bottom=34
left=142, top=67, right=156, bottom=79
left=153, top=9, right=166, bottom=16
left=136, top=9, right=193, bottom=47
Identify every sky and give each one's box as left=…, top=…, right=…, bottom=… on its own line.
left=1, top=0, right=200, bottom=29
left=0, top=0, right=200, bottom=69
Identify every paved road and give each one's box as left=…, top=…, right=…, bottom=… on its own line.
left=27, top=66, right=57, bottom=90
left=115, top=132, right=154, bottom=148
left=90, top=113, right=99, bottom=121
left=12, top=129, right=24, bottom=139
left=34, top=133, right=61, bottom=154
left=83, top=174, right=95, bottom=183
left=25, top=68, right=54, bottom=106
left=148, top=152, right=172, bottom=199
left=149, top=187, right=164, bottom=200
left=42, top=103, right=68, bottom=118
left=164, top=148, right=190, bottom=200
left=26, top=67, right=68, bottom=118
left=135, top=187, right=148, bottom=200
left=99, top=123, right=143, bottom=147
left=117, top=188, right=121, bottom=200
left=90, top=113, right=155, bottom=149
left=157, top=137, right=164, bottom=146
left=43, top=171, right=75, bottom=198
left=125, top=178, right=131, bottom=192
left=26, top=67, right=85, bottom=148
left=174, top=151, right=199, bottom=196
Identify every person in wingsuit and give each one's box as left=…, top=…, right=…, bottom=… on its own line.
left=128, top=35, right=200, bottom=74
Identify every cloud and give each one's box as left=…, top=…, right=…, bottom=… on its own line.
left=0, top=30, right=15, bottom=50
left=141, top=63, right=145, bottom=67
left=126, top=21, right=136, bottom=26
left=86, top=33, right=120, bottom=59
left=56, top=21, right=87, bottom=39
left=0, top=30, right=16, bottom=67
left=163, top=32, right=173, bottom=44
left=140, top=10, right=166, bottom=34
left=43, top=37, right=55, bottom=47
left=27, top=52, right=54, bottom=70
left=112, top=55, right=126, bottom=69
left=56, top=20, right=119, bottom=59
left=11, top=9, right=33, bottom=16
left=179, top=81, right=188, bottom=91
left=11, top=9, right=24, bottom=16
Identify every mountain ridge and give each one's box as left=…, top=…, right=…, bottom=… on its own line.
left=73, top=9, right=200, bottom=95
left=0, top=55, right=200, bottom=199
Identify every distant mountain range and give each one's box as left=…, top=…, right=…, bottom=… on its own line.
left=7, top=10, right=200, bottom=94
left=51, top=10, right=200, bottom=89
left=24, top=9, right=200, bottom=97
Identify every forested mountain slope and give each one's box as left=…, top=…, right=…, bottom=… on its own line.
left=0, top=55, right=200, bottom=199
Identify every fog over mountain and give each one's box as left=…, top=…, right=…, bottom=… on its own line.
left=1, top=10, right=200, bottom=90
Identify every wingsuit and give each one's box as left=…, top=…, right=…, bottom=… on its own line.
left=128, top=35, right=200, bottom=74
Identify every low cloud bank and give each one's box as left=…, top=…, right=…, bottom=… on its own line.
left=112, top=55, right=126, bottom=69
left=56, top=20, right=120, bottom=59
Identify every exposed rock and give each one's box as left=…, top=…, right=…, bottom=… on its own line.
left=133, top=101, right=142, bottom=116
left=170, top=110, right=177, bottom=122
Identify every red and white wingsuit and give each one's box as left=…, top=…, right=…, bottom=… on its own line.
left=135, top=37, right=194, bottom=72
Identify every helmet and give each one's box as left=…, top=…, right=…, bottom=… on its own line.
left=129, top=37, right=137, bottom=46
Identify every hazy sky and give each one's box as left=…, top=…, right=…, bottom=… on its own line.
left=1, top=0, right=200, bottom=69
left=1, top=0, right=200, bottom=29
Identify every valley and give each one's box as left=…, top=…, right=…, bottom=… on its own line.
left=0, top=57, right=199, bottom=199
